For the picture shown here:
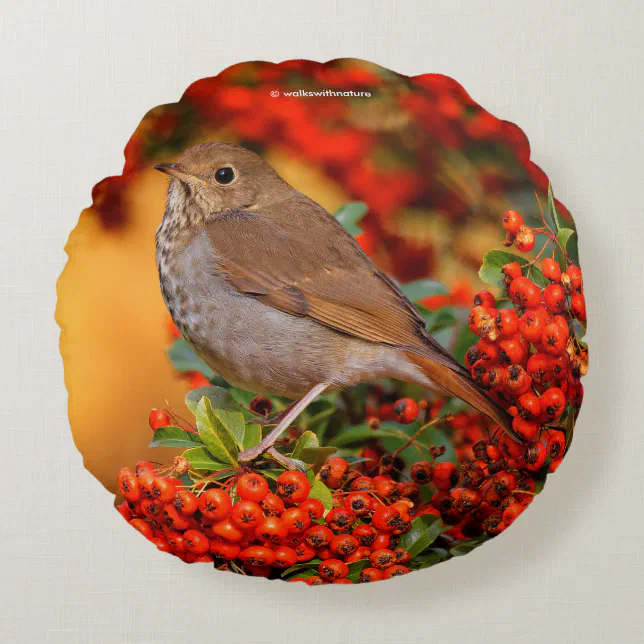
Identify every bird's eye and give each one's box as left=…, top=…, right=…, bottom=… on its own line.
left=214, top=167, right=235, bottom=184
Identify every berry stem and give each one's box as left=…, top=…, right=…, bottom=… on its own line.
left=391, top=414, right=449, bottom=460
left=163, top=398, right=197, bottom=433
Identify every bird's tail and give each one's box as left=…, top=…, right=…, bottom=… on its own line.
left=404, top=351, right=520, bottom=442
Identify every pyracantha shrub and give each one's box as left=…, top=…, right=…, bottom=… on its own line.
left=117, top=188, right=586, bottom=584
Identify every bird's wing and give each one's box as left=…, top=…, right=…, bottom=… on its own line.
left=201, top=198, right=468, bottom=375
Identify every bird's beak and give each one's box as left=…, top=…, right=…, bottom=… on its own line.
left=153, top=163, right=207, bottom=187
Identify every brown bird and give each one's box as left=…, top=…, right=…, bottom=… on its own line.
left=154, top=142, right=514, bottom=470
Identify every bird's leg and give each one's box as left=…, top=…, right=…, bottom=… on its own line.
left=252, top=400, right=298, bottom=426
left=238, top=383, right=329, bottom=468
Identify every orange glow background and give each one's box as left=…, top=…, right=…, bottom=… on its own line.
left=56, top=59, right=570, bottom=493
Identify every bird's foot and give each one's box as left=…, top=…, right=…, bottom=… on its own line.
left=237, top=443, right=264, bottom=469
left=237, top=444, right=306, bottom=472
left=266, top=447, right=307, bottom=472
left=252, top=415, right=277, bottom=426
left=239, top=384, right=329, bottom=472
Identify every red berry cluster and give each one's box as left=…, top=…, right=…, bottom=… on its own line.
left=116, top=457, right=422, bottom=584
left=421, top=437, right=540, bottom=538
left=352, top=396, right=541, bottom=539
left=465, top=211, right=587, bottom=471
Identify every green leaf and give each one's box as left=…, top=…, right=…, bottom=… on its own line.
left=398, top=514, right=443, bottom=557
left=195, top=397, right=239, bottom=466
left=332, top=421, right=457, bottom=467
left=524, top=263, right=549, bottom=289
left=182, top=446, right=229, bottom=471
left=167, top=338, right=215, bottom=378
left=328, top=423, right=401, bottom=448
left=422, top=426, right=459, bottom=467
left=412, top=548, right=449, bottom=570
left=291, top=431, right=319, bottom=460
left=211, top=409, right=246, bottom=449
left=555, top=228, right=575, bottom=269
left=229, top=561, right=246, bottom=575
left=185, top=385, right=237, bottom=415
left=342, top=455, right=371, bottom=465
left=573, top=319, right=586, bottom=341
left=242, top=423, right=262, bottom=450
left=436, top=396, right=469, bottom=416
left=346, top=559, right=370, bottom=582
left=299, top=446, right=337, bottom=470
left=547, top=183, right=561, bottom=232
left=281, top=559, right=322, bottom=578
left=299, top=394, right=337, bottom=431
left=257, top=468, right=284, bottom=482
left=377, top=423, right=458, bottom=468
left=334, top=201, right=368, bottom=237
left=399, top=279, right=448, bottom=303
left=450, top=534, right=489, bottom=556
left=307, top=475, right=334, bottom=510
left=479, top=250, right=522, bottom=287
left=532, top=465, right=549, bottom=494
left=425, top=306, right=464, bottom=334
left=451, top=323, right=478, bottom=365
left=566, top=230, right=580, bottom=267
left=282, top=568, right=319, bottom=581
left=479, top=250, right=548, bottom=289
left=301, top=404, right=336, bottom=437
left=226, top=387, right=257, bottom=408
left=149, top=425, right=202, bottom=448
left=227, top=387, right=289, bottom=418
left=556, top=228, right=574, bottom=252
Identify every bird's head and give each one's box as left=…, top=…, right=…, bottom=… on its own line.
left=154, top=142, right=292, bottom=221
